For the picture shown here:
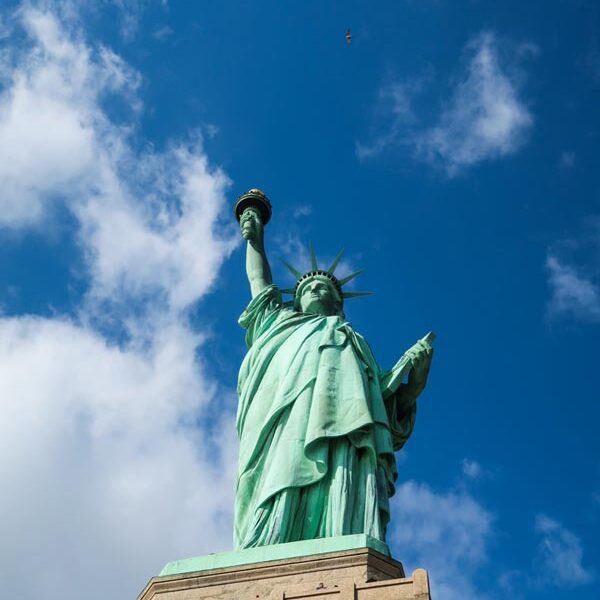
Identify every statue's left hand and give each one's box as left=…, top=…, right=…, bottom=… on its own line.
left=405, top=341, right=433, bottom=396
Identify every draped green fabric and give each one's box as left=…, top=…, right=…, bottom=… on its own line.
left=234, top=285, right=416, bottom=550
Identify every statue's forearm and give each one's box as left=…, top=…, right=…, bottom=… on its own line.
left=246, top=241, right=272, bottom=297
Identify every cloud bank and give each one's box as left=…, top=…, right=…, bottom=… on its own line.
left=0, top=5, right=238, bottom=600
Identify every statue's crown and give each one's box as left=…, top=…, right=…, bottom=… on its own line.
left=294, top=269, right=343, bottom=296
left=280, top=245, right=371, bottom=306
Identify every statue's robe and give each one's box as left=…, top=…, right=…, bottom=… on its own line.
left=234, top=285, right=416, bottom=550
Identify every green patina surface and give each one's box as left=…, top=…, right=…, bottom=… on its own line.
left=159, top=534, right=389, bottom=576
left=232, top=191, right=434, bottom=551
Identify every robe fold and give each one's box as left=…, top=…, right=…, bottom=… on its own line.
left=234, top=285, right=416, bottom=550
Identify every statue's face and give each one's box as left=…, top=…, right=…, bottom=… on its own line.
left=299, top=278, right=338, bottom=316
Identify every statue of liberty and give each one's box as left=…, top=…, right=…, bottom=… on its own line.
left=234, top=189, right=434, bottom=553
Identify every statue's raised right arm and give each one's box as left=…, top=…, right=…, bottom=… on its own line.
left=240, top=208, right=272, bottom=298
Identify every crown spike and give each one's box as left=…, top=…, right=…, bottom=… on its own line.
left=309, top=242, right=318, bottom=271
left=338, top=269, right=365, bottom=287
left=327, top=249, right=345, bottom=275
left=342, top=291, right=373, bottom=299
left=282, top=260, right=302, bottom=279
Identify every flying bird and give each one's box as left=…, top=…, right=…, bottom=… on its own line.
left=345, top=29, right=352, bottom=44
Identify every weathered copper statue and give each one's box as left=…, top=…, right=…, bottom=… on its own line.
left=234, top=189, right=434, bottom=552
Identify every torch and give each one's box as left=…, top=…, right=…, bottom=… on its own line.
left=234, top=188, right=272, bottom=226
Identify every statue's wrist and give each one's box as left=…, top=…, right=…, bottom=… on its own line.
left=248, top=238, right=265, bottom=252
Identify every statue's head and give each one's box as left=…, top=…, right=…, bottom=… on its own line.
left=283, top=246, right=371, bottom=319
left=295, top=275, right=343, bottom=317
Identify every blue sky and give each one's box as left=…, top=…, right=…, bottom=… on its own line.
left=0, top=2, right=598, bottom=599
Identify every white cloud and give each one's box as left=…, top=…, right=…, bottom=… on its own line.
left=500, top=513, right=595, bottom=595
left=533, top=514, right=594, bottom=588
left=417, top=33, right=533, bottom=175
left=546, top=217, right=600, bottom=324
left=391, top=476, right=595, bottom=599
left=0, top=4, right=240, bottom=600
left=356, top=73, right=428, bottom=160
left=293, top=204, right=312, bottom=218
left=153, top=24, right=173, bottom=41
left=102, top=0, right=151, bottom=41
left=0, top=16, right=98, bottom=225
left=389, top=480, right=494, bottom=600
left=359, top=32, right=534, bottom=175
left=78, top=142, right=235, bottom=313
left=461, top=458, right=482, bottom=480
left=0, top=6, right=238, bottom=313
left=102, top=0, right=169, bottom=41
left=0, top=316, right=237, bottom=599
left=546, top=254, right=600, bottom=323
left=560, top=151, right=576, bottom=168
left=0, top=7, right=140, bottom=227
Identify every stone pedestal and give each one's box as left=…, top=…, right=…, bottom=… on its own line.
left=138, top=536, right=431, bottom=600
